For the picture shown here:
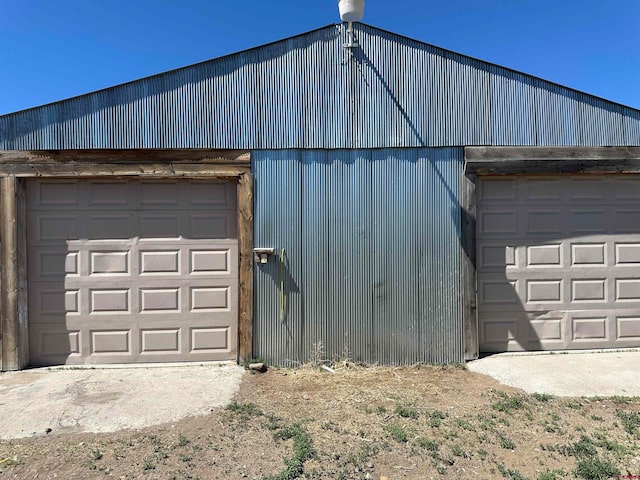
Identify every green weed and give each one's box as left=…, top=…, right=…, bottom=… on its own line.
left=532, top=393, right=553, bottom=402
left=537, top=470, right=564, bottom=480
left=268, top=423, right=314, bottom=480
left=428, top=410, right=447, bottom=428
left=418, top=438, right=439, bottom=452
left=384, top=423, right=408, bottom=443
left=499, top=434, right=516, bottom=450
left=492, top=394, right=525, bottom=413
left=143, top=458, right=156, bottom=471
left=497, top=462, right=529, bottom=480
left=395, top=405, right=419, bottom=419
left=225, top=401, right=263, bottom=418
left=565, top=400, right=582, bottom=410
left=574, top=456, right=619, bottom=480
left=177, top=434, right=190, bottom=447
left=616, top=409, right=640, bottom=438
left=451, top=444, right=470, bottom=458
left=454, top=417, right=476, bottom=431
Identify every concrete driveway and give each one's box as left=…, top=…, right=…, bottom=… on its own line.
left=0, top=363, right=243, bottom=439
left=468, top=349, right=640, bottom=397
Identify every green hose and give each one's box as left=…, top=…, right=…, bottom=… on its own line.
left=280, top=248, right=286, bottom=322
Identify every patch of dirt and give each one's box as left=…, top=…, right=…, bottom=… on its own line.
left=1, top=364, right=640, bottom=479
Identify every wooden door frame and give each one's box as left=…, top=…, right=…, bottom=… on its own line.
left=462, top=146, right=640, bottom=359
left=0, top=149, right=254, bottom=370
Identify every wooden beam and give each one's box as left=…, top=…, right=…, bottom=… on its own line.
left=465, top=146, right=640, bottom=175
left=1, top=176, right=27, bottom=370
left=0, top=149, right=250, bottom=165
left=460, top=174, right=478, bottom=361
left=0, top=163, right=250, bottom=178
left=237, top=172, right=254, bottom=363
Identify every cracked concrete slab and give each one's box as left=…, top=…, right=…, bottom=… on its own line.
left=0, top=363, right=244, bottom=439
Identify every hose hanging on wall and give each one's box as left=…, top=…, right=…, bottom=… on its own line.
left=280, top=248, right=286, bottom=322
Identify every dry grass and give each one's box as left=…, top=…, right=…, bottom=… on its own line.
left=1, top=365, right=639, bottom=479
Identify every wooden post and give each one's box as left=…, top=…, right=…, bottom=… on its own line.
left=237, top=172, right=254, bottom=363
left=1, top=176, right=28, bottom=370
left=461, top=173, right=478, bottom=361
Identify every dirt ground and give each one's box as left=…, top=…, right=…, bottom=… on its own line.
left=1, top=364, right=639, bottom=480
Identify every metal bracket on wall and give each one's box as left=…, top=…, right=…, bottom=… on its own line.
left=253, top=247, right=275, bottom=264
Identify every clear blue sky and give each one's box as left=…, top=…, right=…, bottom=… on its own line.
left=1, top=0, right=639, bottom=115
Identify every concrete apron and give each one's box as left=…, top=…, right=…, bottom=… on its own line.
left=0, top=363, right=244, bottom=439
left=467, top=349, right=640, bottom=397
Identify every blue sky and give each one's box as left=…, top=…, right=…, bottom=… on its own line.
left=1, top=0, right=639, bottom=115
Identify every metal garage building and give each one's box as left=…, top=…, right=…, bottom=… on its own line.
left=0, top=23, right=639, bottom=370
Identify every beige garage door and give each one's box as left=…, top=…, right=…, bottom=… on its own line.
left=477, top=175, right=640, bottom=352
left=27, top=179, right=238, bottom=366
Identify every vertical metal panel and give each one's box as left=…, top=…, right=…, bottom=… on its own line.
left=622, top=107, right=640, bottom=145
left=253, top=148, right=463, bottom=365
left=252, top=150, right=303, bottom=364
left=534, top=80, right=580, bottom=146
left=1, top=24, right=638, bottom=150
left=578, top=97, right=625, bottom=146
left=489, top=67, right=537, bottom=145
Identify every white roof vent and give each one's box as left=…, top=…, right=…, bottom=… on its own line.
left=338, top=0, right=365, bottom=22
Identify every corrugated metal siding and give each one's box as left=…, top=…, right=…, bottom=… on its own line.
left=1, top=24, right=639, bottom=150
left=253, top=148, right=463, bottom=366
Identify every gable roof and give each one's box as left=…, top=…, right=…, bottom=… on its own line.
left=1, top=23, right=639, bottom=150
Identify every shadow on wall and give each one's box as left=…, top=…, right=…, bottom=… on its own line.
left=354, top=46, right=544, bottom=354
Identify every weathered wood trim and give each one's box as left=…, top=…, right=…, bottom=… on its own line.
left=1, top=176, right=28, bottom=370
left=465, top=146, right=640, bottom=175
left=461, top=174, right=478, bottom=361
left=0, top=163, right=249, bottom=177
left=0, top=149, right=250, bottom=165
left=237, top=172, right=254, bottom=363
left=16, top=178, right=28, bottom=368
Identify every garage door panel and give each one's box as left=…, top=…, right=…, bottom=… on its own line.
left=188, top=212, right=237, bottom=238
left=29, top=214, right=82, bottom=243
left=478, top=244, right=516, bottom=269
left=615, top=243, right=640, bottom=265
left=617, top=316, right=640, bottom=340
left=569, top=210, right=608, bottom=234
left=87, top=181, right=131, bottom=207
left=29, top=326, right=81, bottom=361
left=526, top=244, right=562, bottom=267
left=526, top=210, right=563, bottom=235
left=478, top=276, right=520, bottom=307
left=525, top=178, right=563, bottom=201
left=478, top=210, right=517, bottom=236
left=28, top=250, right=79, bottom=280
left=188, top=181, right=237, bottom=208
left=571, top=316, right=608, bottom=341
left=478, top=175, right=640, bottom=352
left=27, top=179, right=238, bottom=366
left=612, top=210, right=640, bottom=233
left=572, top=243, right=607, bottom=266
left=28, top=180, right=80, bottom=208
left=478, top=178, right=517, bottom=201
